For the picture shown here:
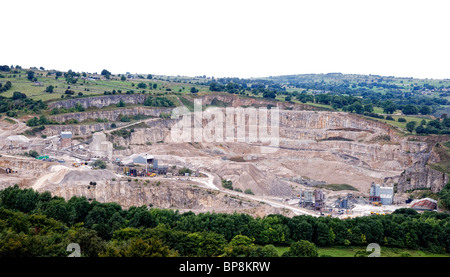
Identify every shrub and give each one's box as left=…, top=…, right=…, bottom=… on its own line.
left=222, top=179, right=233, bottom=190
left=244, top=189, right=254, bottom=195
left=282, top=240, right=318, bottom=257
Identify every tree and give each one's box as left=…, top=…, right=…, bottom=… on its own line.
left=263, top=91, right=276, bottom=99
left=406, top=121, right=416, bottom=133
left=137, top=82, right=147, bottom=89
left=122, top=238, right=177, bottom=257
left=415, top=125, right=426, bottom=134
left=45, top=85, right=54, bottom=93
left=221, top=179, right=233, bottom=190
left=93, top=159, right=107, bottom=169
left=352, top=103, right=364, bottom=114
left=249, top=244, right=279, bottom=257
left=116, top=100, right=126, bottom=107
left=37, top=198, right=75, bottom=225
left=67, top=227, right=106, bottom=257
left=120, top=75, right=126, bottom=81
left=223, top=235, right=255, bottom=257
left=402, top=104, right=418, bottom=115
left=315, top=222, right=331, bottom=246
left=438, top=182, right=450, bottom=211
left=12, top=91, right=27, bottom=100
left=364, top=104, right=374, bottom=113
left=190, top=87, right=199, bottom=93
left=282, top=240, right=318, bottom=257
left=209, top=82, right=223, bottom=92
left=27, top=71, right=35, bottom=81
left=419, top=105, right=432, bottom=115
left=27, top=150, right=39, bottom=158
left=67, top=196, right=92, bottom=223
left=289, top=218, right=313, bottom=242
left=383, top=101, right=397, bottom=114
left=101, top=69, right=111, bottom=80
left=146, top=74, right=153, bottom=80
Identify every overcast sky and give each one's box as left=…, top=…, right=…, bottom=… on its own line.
left=2, top=0, right=450, bottom=79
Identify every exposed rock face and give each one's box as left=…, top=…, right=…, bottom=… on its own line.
left=397, top=150, right=449, bottom=193
left=39, top=94, right=450, bottom=195
left=90, top=132, right=113, bottom=160
left=48, top=93, right=319, bottom=111
left=49, top=94, right=148, bottom=109
left=198, top=93, right=320, bottom=111
left=105, top=107, right=445, bottom=192
left=0, top=157, right=56, bottom=189
left=43, top=122, right=127, bottom=137
left=108, top=119, right=175, bottom=146
left=40, top=177, right=260, bottom=212
left=49, top=107, right=172, bottom=123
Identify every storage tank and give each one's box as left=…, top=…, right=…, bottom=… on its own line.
left=314, top=189, right=324, bottom=202
left=304, top=190, right=313, bottom=203
left=375, top=185, right=381, bottom=197
left=340, top=198, right=348, bottom=209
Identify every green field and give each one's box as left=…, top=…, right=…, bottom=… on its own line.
left=366, top=114, right=431, bottom=131
left=0, top=71, right=209, bottom=103
left=316, top=184, right=359, bottom=191
left=275, top=246, right=450, bottom=257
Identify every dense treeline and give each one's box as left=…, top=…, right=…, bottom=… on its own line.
left=0, top=96, right=47, bottom=114
left=143, top=96, right=175, bottom=107
left=1, top=186, right=449, bottom=257
left=208, top=77, right=448, bottom=117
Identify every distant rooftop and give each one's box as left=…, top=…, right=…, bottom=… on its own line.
left=60, top=131, right=72, bottom=138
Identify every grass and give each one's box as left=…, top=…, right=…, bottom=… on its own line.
left=317, top=246, right=450, bottom=257
left=275, top=246, right=450, bottom=257
left=317, top=184, right=359, bottom=191
left=0, top=71, right=209, bottom=103
left=428, top=141, right=450, bottom=175
left=3, top=117, right=16, bottom=124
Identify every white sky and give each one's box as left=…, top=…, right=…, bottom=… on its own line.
left=2, top=0, right=450, bottom=79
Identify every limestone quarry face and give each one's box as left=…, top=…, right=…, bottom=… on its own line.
left=49, top=107, right=172, bottom=123
left=90, top=132, right=113, bottom=160
left=48, top=94, right=149, bottom=110
left=0, top=94, right=448, bottom=217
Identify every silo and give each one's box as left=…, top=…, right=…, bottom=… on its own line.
left=314, top=189, right=323, bottom=202
left=341, top=198, right=348, bottom=209
left=375, top=185, right=381, bottom=197
left=304, top=190, right=313, bottom=204
left=370, top=184, right=375, bottom=197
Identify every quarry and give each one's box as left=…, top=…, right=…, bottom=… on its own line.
left=0, top=94, right=448, bottom=218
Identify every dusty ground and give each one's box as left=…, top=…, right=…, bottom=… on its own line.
left=0, top=107, right=428, bottom=218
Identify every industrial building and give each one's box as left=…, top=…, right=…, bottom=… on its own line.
left=314, top=189, right=325, bottom=210
left=369, top=183, right=394, bottom=205
left=380, top=186, right=394, bottom=205
left=89, top=132, right=113, bottom=160
left=60, top=131, right=72, bottom=148
left=299, top=188, right=325, bottom=211
left=369, top=183, right=381, bottom=202
left=411, top=198, right=437, bottom=211
left=133, top=154, right=154, bottom=166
